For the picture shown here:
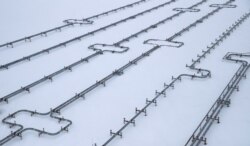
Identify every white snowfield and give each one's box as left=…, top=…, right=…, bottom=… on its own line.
left=0, top=0, right=250, bottom=146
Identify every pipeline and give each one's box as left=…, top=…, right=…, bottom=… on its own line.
left=102, top=8, right=250, bottom=146
left=0, top=0, right=150, bottom=48
left=0, top=0, right=208, bottom=104
left=0, top=0, right=239, bottom=145
left=0, top=0, right=177, bottom=70
left=185, top=54, right=250, bottom=146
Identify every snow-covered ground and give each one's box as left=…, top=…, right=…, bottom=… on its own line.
left=0, top=0, right=250, bottom=146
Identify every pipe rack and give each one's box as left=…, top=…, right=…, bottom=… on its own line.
left=101, top=7, right=250, bottom=146
left=184, top=12, right=250, bottom=146
left=183, top=12, right=250, bottom=146
left=0, top=0, right=177, bottom=70
left=0, top=0, right=150, bottom=49
left=185, top=53, right=250, bottom=146
left=185, top=12, right=250, bottom=146
left=0, top=0, right=207, bottom=104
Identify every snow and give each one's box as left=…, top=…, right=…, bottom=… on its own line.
left=0, top=0, right=250, bottom=146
